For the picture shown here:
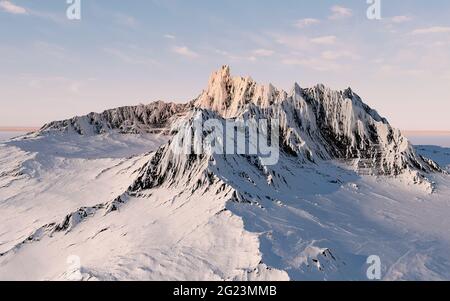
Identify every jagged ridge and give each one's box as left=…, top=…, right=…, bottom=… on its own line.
left=193, top=66, right=441, bottom=179
left=39, top=101, right=189, bottom=136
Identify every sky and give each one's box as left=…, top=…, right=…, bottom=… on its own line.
left=0, top=0, right=449, bottom=130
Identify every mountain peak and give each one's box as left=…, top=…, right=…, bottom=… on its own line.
left=221, top=64, right=231, bottom=75
left=292, top=82, right=302, bottom=94
left=343, top=87, right=354, bottom=98
left=210, top=65, right=231, bottom=83
left=195, top=66, right=285, bottom=117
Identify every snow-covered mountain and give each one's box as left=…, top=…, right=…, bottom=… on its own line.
left=1, top=66, right=450, bottom=281
left=195, top=66, right=441, bottom=182
left=40, top=101, right=189, bottom=136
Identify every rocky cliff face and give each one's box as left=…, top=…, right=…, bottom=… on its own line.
left=195, top=65, right=287, bottom=117
left=39, top=101, right=189, bottom=136
left=192, top=66, right=441, bottom=179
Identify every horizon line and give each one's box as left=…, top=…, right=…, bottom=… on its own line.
left=1, top=127, right=450, bottom=135
left=0, top=127, right=41, bottom=132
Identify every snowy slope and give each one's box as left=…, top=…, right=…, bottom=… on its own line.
left=0, top=132, right=287, bottom=280
left=1, top=67, right=450, bottom=281
left=123, top=109, right=450, bottom=280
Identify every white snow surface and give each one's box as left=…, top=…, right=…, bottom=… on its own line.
left=1, top=131, right=450, bottom=280
left=1, top=67, right=450, bottom=281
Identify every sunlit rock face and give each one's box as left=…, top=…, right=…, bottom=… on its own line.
left=193, top=66, right=441, bottom=181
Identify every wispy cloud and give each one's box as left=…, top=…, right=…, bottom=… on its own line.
left=113, top=13, right=139, bottom=28
left=103, top=48, right=157, bottom=65
left=21, top=75, right=85, bottom=94
left=0, top=0, right=27, bottom=15
left=252, top=49, right=274, bottom=57
left=412, top=26, right=450, bottom=35
left=329, top=5, right=352, bottom=20
left=164, top=34, right=176, bottom=39
left=0, top=0, right=69, bottom=23
left=378, top=64, right=425, bottom=77
left=293, top=18, right=320, bottom=29
left=390, top=15, right=413, bottom=23
left=272, top=33, right=311, bottom=50
left=310, top=35, right=337, bottom=45
left=172, top=46, right=199, bottom=58
left=214, top=49, right=257, bottom=62
left=321, top=50, right=358, bottom=60
left=282, top=57, right=341, bottom=72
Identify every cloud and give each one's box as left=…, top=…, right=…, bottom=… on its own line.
left=0, top=0, right=27, bottom=15
left=252, top=49, right=274, bottom=57
left=103, top=48, right=157, bottom=65
left=113, top=13, right=139, bottom=28
left=390, top=15, right=413, bottom=23
left=164, top=34, right=176, bottom=39
left=214, top=49, right=230, bottom=56
left=310, top=35, right=337, bottom=45
left=172, top=46, right=199, bottom=58
left=0, top=1, right=68, bottom=23
left=214, top=49, right=257, bottom=62
left=272, top=33, right=311, bottom=50
left=329, top=5, right=352, bottom=20
left=293, top=18, right=320, bottom=29
left=411, top=26, right=450, bottom=35
left=378, top=64, right=425, bottom=77
left=282, top=57, right=341, bottom=71
left=22, top=75, right=84, bottom=94
left=321, top=50, right=358, bottom=60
